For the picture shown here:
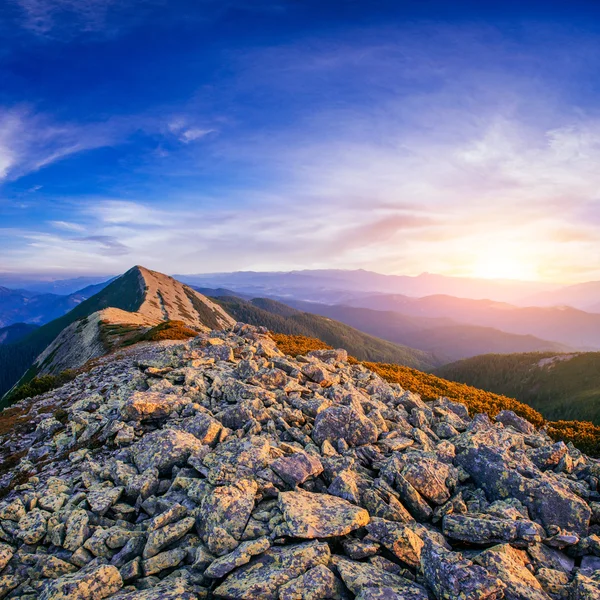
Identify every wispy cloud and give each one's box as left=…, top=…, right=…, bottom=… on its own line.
left=0, top=106, right=123, bottom=181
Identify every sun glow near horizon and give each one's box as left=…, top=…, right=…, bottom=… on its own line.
left=469, top=249, right=540, bottom=282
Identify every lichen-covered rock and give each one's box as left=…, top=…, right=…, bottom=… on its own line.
left=87, top=486, right=124, bottom=516
left=313, top=405, right=378, bottom=447
left=474, top=544, right=551, bottom=600
left=333, top=556, right=428, bottom=598
left=443, top=514, right=544, bottom=546
left=63, top=509, right=90, bottom=551
left=18, top=509, right=48, bottom=544
left=202, top=436, right=271, bottom=485
left=214, top=540, right=330, bottom=599
left=270, top=450, right=323, bottom=487
left=132, top=428, right=204, bottom=474
left=198, top=479, right=258, bottom=554
left=39, top=562, right=122, bottom=600
left=455, top=431, right=591, bottom=535
left=204, top=537, right=270, bottom=578
left=143, top=516, right=195, bottom=558
left=278, top=564, right=339, bottom=600
left=2, top=323, right=600, bottom=600
left=120, top=391, right=185, bottom=421
left=420, top=539, right=505, bottom=600
left=0, top=543, right=13, bottom=573
left=142, top=547, right=187, bottom=576
left=278, top=490, right=370, bottom=538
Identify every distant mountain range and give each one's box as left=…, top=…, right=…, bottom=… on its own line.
left=177, top=269, right=562, bottom=304
left=344, top=294, right=600, bottom=350
left=277, top=299, right=571, bottom=362
left=0, top=280, right=112, bottom=327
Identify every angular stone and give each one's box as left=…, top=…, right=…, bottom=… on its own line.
left=455, top=434, right=591, bottom=535
left=443, top=514, right=544, bottom=546
left=0, top=542, right=13, bottom=572
left=313, top=405, right=378, bottom=447
left=18, top=509, right=48, bottom=544
left=37, top=555, right=78, bottom=579
left=400, top=455, right=451, bottom=505
left=202, top=436, right=271, bottom=485
left=278, top=564, right=338, bottom=600
left=177, top=412, right=223, bottom=445
left=475, top=544, right=551, bottom=600
left=120, top=391, right=185, bottom=421
left=0, top=498, right=26, bottom=522
left=495, top=410, right=535, bottom=435
left=146, top=503, right=187, bottom=532
left=39, top=563, right=122, bottom=600
left=367, top=519, right=424, bottom=568
left=333, top=556, right=428, bottom=599
left=142, top=547, right=187, bottom=576
left=270, top=451, right=323, bottom=487
left=420, top=539, right=505, bottom=600
left=198, top=479, right=258, bottom=554
left=132, top=428, right=204, bottom=475
left=143, top=516, right=195, bottom=559
left=0, top=575, right=21, bottom=599
left=204, top=537, right=270, bottom=578
left=393, top=473, right=432, bottom=521
left=63, top=509, right=91, bottom=551
left=87, top=486, right=124, bottom=516
left=214, top=541, right=330, bottom=600
left=279, top=490, right=370, bottom=538
left=112, top=580, right=197, bottom=599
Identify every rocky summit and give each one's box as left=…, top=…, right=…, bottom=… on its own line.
left=1, top=324, right=600, bottom=600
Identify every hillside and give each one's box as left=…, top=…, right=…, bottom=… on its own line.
left=284, top=300, right=569, bottom=362
left=0, top=266, right=235, bottom=401
left=0, top=324, right=599, bottom=599
left=436, top=352, right=600, bottom=424
left=214, top=296, right=439, bottom=370
left=0, top=323, right=39, bottom=344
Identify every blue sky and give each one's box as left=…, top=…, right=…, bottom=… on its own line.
left=1, top=0, right=600, bottom=281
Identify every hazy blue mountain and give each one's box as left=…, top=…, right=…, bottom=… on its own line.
left=0, top=323, right=40, bottom=345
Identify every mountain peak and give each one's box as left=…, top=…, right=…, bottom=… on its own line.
left=7, top=266, right=236, bottom=385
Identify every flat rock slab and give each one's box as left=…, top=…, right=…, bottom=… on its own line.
left=39, top=563, right=122, bottom=600
left=279, top=490, right=370, bottom=538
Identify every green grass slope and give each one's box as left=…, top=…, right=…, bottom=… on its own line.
left=215, top=296, right=439, bottom=370
left=436, top=352, right=600, bottom=424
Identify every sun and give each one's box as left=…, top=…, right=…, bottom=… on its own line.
left=471, top=251, right=538, bottom=281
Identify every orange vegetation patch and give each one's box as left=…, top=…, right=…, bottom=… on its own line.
left=269, top=333, right=332, bottom=356
left=141, top=320, right=199, bottom=341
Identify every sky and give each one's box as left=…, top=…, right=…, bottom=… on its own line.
left=1, top=0, right=600, bottom=282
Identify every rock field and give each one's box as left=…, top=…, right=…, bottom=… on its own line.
left=0, top=324, right=599, bottom=599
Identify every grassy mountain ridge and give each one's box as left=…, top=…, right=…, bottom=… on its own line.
left=214, top=296, right=439, bottom=370
left=436, top=352, right=600, bottom=424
